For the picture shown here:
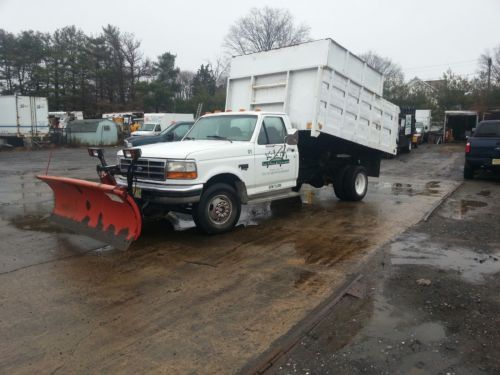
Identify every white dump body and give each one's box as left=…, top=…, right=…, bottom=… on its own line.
left=0, top=96, right=49, bottom=137
left=226, top=39, right=399, bottom=154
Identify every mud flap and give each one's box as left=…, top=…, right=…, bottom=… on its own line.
left=37, top=175, right=142, bottom=250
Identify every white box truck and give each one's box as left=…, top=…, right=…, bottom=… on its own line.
left=415, top=109, right=431, bottom=142
left=133, top=113, right=195, bottom=136
left=39, top=39, right=400, bottom=248
left=0, top=95, right=49, bottom=141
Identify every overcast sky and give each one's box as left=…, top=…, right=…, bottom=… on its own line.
left=1, top=0, right=499, bottom=80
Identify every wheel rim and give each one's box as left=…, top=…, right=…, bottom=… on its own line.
left=207, top=194, right=233, bottom=225
left=354, top=172, right=367, bottom=196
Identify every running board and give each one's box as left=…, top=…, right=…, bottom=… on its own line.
left=246, top=190, right=300, bottom=205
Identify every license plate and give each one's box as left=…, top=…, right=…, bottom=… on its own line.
left=133, top=188, right=142, bottom=198
left=492, top=159, right=500, bottom=165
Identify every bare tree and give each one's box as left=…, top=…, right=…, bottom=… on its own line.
left=224, top=7, right=311, bottom=56
left=207, top=56, right=230, bottom=86
left=121, top=32, right=142, bottom=101
left=176, top=70, right=194, bottom=100
left=360, top=51, right=404, bottom=82
left=360, top=51, right=405, bottom=102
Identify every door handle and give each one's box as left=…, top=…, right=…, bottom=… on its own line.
left=239, top=164, right=249, bottom=170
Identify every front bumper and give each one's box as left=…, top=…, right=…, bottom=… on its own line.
left=117, top=177, right=203, bottom=204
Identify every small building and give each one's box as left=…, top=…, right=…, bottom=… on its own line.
left=66, top=119, right=119, bottom=146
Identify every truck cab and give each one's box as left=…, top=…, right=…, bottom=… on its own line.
left=117, top=111, right=299, bottom=233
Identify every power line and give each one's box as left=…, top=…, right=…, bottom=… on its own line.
left=403, top=59, right=480, bottom=71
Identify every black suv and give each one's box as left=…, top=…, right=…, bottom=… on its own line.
left=464, top=120, right=500, bottom=179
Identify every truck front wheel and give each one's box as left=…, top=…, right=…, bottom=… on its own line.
left=193, top=183, right=241, bottom=234
left=343, top=166, right=368, bottom=201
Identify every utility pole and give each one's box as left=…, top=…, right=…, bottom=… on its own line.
left=487, top=57, right=492, bottom=92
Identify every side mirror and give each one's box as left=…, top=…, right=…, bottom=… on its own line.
left=166, top=132, right=175, bottom=141
left=285, top=132, right=298, bottom=146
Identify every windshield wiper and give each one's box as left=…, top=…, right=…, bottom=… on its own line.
left=184, top=136, right=195, bottom=140
left=206, top=135, right=232, bottom=142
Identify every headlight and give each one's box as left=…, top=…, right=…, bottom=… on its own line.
left=166, top=160, right=197, bottom=179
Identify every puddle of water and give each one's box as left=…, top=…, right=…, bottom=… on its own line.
left=412, top=322, right=446, bottom=344
left=390, top=233, right=500, bottom=283
left=477, top=190, right=491, bottom=197
left=10, top=213, right=69, bottom=233
left=440, top=199, right=488, bottom=220
left=391, top=181, right=441, bottom=197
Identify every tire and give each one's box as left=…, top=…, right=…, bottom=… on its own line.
left=333, top=166, right=349, bottom=200
left=463, top=162, right=474, bottom=180
left=343, top=166, right=368, bottom=201
left=192, top=183, right=241, bottom=234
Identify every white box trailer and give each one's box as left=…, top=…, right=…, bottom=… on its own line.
left=226, top=39, right=399, bottom=155
left=0, top=95, right=49, bottom=138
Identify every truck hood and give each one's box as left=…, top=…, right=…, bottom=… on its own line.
left=119, top=140, right=249, bottom=160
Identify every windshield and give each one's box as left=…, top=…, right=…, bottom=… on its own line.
left=185, top=115, right=257, bottom=141
left=475, top=122, right=500, bottom=137
left=140, top=123, right=157, bottom=131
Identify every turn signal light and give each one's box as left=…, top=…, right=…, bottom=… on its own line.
left=166, top=171, right=198, bottom=179
left=465, top=142, right=471, bottom=153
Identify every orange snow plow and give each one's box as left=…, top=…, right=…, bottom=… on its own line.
left=38, top=148, right=143, bottom=250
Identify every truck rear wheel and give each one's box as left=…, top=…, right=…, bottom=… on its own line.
left=463, top=162, right=474, bottom=180
left=343, top=166, right=368, bottom=201
left=193, top=183, right=241, bottom=234
left=333, top=166, right=349, bottom=200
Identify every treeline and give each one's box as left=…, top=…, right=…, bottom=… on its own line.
left=0, top=25, right=226, bottom=117
left=1, top=23, right=499, bottom=121
left=362, top=49, right=500, bottom=123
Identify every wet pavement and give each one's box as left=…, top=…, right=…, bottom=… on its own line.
left=268, top=153, right=500, bottom=374
left=0, top=144, right=470, bottom=373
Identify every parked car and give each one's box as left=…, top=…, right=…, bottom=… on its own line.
left=124, top=121, right=194, bottom=147
left=464, top=120, right=500, bottom=179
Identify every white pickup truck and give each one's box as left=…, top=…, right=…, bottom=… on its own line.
left=39, top=39, right=400, bottom=249
left=114, top=39, right=400, bottom=234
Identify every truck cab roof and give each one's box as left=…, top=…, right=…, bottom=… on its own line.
left=201, top=111, right=286, bottom=118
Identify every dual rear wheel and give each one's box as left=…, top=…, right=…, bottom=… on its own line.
left=334, top=165, right=368, bottom=201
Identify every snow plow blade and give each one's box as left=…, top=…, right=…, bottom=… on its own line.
left=37, top=175, right=142, bottom=250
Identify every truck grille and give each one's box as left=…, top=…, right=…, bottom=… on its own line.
left=119, top=158, right=166, bottom=181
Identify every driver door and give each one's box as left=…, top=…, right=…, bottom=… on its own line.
left=253, top=116, right=298, bottom=195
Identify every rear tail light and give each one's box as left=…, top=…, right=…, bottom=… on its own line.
left=465, top=142, right=471, bottom=153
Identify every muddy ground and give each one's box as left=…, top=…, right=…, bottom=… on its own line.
left=1, top=143, right=496, bottom=373
left=267, top=159, right=500, bottom=374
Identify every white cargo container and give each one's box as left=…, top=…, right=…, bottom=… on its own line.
left=227, top=39, right=399, bottom=155
left=0, top=96, right=49, bottom=138
left=415, top=109, right=431, bottom=134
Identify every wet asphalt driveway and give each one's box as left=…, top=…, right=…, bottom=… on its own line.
left=1, top=143, right=492, bottom=374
